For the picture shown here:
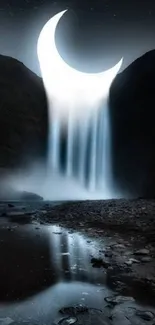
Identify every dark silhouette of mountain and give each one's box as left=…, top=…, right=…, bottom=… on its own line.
left=109, top=50, right=155, bottom=197
left=0, top=55, right=48, bottom=176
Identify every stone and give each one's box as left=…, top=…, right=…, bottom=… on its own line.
left=91, top=257, right=110, bottom=269
left=58, top=317, right=77, bottom=324
left=134, top=249, right=150, bottom=255
left=59, top=305, right=89, bottom=315
left=8, top=203, right=14, bottom=208
left=125, top=260, right=133, bottom=266
left=140, top=256, right=152, bottom=262
left=125, top=258, right=140, bottom=266
left=136, top=310, right=154, bottom=321
left=112, top=244, right=126, bottom=250
left=104, top=295, right=134, bottom=306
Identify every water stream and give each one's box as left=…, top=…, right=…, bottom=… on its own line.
left=48, top=99, right=112, bottom=196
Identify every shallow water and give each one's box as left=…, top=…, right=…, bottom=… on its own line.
left=0, top=221, right=111, bottom=323
left=0, top=217, right=154, bottom=324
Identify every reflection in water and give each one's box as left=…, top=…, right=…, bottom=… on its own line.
left=0, top=222, right=154, bottom=324
left=0, top=222, right=105, bottom=303
left=0, top=222, right=52, bottom=302
left=47, top=225, right=104, bottom=284
left=0, top=222, right=110, bottom=324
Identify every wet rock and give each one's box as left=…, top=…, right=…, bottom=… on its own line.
left=125, top=258, right=140, bottom=266
left=91, top=258, right=103, bottom=268
left=105, top=295, right=134, bottom=306
left=114, top=281, right=127, bottom=292
left=140, top=256, right=152, bottom=263
left=91, top=257, right=110, bottom=269
left=125, top=260, right=133, bottom=266
left=100, top=260, right=111, bottom=269
left=58, top=317, right=77, bottom=324
left=113, top=244, right=126, bottom=249
left=134, top=249, right=150, bottom=255
left=8, top=203, right=14, bottom=208
left=135, top=310, right=155, bottom=321
left=59, top=305, right=89, bottom=315
left=7, top=227, right=13, bottom=232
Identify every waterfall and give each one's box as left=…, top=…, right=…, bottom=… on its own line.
left=47, top=98, right=112, bottom=195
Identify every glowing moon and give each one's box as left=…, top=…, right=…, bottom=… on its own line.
left=37, top=10, right=123, bottom=118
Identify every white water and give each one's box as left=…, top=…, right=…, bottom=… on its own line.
left=47, top=98, right=113, bottom=197
left=35, top=10, right=123, bottom=200
left=3, top=92, right=121, bottom=200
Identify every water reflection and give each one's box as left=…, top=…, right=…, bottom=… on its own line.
left=47, top=225, right=104, bottom=284
left=0, top=222, right=111, bottom=324
left=0, top=222, right=105, bottom=304
left=0, top=222, right=52, bottom=302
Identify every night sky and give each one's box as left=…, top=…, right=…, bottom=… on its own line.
left=0, top=0, right=155, bottom=75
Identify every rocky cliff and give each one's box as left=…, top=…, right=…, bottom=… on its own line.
left=109, top=50, right=155, bottom=197
left=0, top=55, right=48, bottom=176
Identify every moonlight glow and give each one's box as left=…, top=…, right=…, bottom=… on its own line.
left=37, top=10, right=123, bottom=120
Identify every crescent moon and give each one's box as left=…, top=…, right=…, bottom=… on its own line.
left=37, top=10, right=123, bottom=114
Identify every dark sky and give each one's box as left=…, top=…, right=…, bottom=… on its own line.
left=0, top=0, right=155, bottom=75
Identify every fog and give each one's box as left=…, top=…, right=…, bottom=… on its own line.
left=2, top=162, right=122, bottom=201
left=0, top=12, right=124, bottom=202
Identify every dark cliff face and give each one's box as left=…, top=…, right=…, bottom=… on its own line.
left=109, top=50, right=155, bottom=197
left=0, top=55, right=48, bottom=174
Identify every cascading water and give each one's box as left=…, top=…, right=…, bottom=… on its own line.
left=36, top=10, right=123, bottom=200
left=6, top=12, right=123, bottom=201
left=47, top=97, right=113, bottom=197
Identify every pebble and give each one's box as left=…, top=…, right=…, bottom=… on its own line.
left=125, top=258, right=140, bottom=266
left=136, top=310, right=154, bottom=321
left=59, top=305, right=88, bottom=315
left=104, top=295, right=134, bottom=305
left=125, top=260, right=133, bottom=266
left=112, top=244, right=126, bottom=250
left=134, top=249, right=150, bottom=255
left=140, top=256, right=152, bottom=263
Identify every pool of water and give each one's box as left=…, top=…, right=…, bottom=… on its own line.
left=0, top=218, right=154, bottom=325
left=0, top=221, right=113, bottom=324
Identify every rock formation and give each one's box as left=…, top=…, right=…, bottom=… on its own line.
left=0, top=54, right=48, bottom=177
left=109, top=50, right=155, bottom=197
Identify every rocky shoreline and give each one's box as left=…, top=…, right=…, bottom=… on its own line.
left=35, top=198, right=155, bottom=240
left=33, top=198, right=155, bottom=305
left=1, top=198, right=155, bottom=324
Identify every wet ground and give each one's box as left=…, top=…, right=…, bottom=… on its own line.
left=0, top=199, right=155, bottom=324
